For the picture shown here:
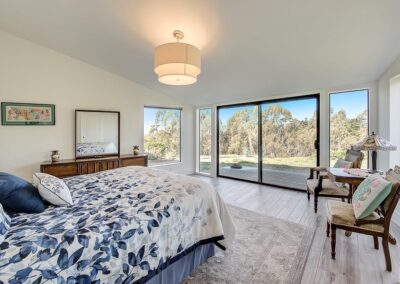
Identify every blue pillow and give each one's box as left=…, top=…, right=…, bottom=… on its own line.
left=0, top=172, right=44, bottom=213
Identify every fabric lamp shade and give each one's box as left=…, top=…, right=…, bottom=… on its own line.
left=352, top=132, right=397, bottom=151
left=352, top=132, right=396, bottom=171
left=154, top=42, right=201, bottom=86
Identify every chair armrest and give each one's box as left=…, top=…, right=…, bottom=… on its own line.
left=308, top=167, right=328, bottom=179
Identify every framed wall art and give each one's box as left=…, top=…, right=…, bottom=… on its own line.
left=1, top=102, right=55, bottom=125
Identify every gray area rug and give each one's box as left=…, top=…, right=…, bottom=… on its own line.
left=183, top=205, right=315, bottom=284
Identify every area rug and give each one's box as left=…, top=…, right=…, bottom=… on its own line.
left=183, top=205, right=315, bottom=284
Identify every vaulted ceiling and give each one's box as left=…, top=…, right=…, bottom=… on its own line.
left=0, top=0, right=399, bottom=105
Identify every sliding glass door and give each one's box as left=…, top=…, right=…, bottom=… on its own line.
left=217, top=95, right=319, bottom=190
left=217, top=104, right=259, bottom=182
left=261, top=97, right=319, bottom=189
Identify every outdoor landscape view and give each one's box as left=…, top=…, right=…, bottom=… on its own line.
left=144, top=107, right=181, bottom=166
left=144, top=90, right=368, bottom=189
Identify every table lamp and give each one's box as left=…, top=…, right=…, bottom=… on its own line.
left=352, top=132, right=397, bottom=172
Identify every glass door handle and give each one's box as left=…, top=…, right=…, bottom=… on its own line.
left=314, top=140, right=319, bottom=149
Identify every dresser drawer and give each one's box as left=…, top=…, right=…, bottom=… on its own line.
left=120, top=157, right=146, bottom=167
left=41, top=163, right=79, bottom=178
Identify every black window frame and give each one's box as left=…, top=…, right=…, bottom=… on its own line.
left=216, top=93, right=320, bottom=191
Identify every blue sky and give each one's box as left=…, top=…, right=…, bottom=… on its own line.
left=219, top=90, right=368, bottom=124
left=144, top=108, right=160, bottom=134
left=144, top=90, right=368, bottom=131
left=330, top=89, right=368, bottom=118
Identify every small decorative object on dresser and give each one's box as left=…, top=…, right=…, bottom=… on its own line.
left=133, top=145, right=140, bottom=155
left=40, top=154, right=148, bottom=178
left=1, top=102, right=55, bottom=125
left=51, top=150, right=60, bottom=162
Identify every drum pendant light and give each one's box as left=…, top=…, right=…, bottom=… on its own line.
left=154, top=30, right=201, bottom=86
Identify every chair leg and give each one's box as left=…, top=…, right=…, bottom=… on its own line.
left=314, top=193, right=318, bottom=213
left=307, top=190, right=310, bottom=201
left=382, top=237, right=392, bottom=271
left=326, top=221, right=330, bottom=237
left=331, top=225, right=336, bottom=259
left=331, top=224, right=336, bottom=259
left=373, top=236, right=379, bottom=250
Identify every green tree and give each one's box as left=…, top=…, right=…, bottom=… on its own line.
left=144, top=109, right=180, bottom=161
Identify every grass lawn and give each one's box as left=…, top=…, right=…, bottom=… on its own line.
left=200, top=155, right=317, bottom=173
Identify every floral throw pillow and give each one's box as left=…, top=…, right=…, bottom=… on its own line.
left=0, top=204, right=11, bottom=244
left=352, top=175, right=392, bottom=219
left=33, top=173, right=73, bottom=206
left=334, top=159, right=353, bottom=169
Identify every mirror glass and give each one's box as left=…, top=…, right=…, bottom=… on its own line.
left=76, top=110, right=119, bottom=158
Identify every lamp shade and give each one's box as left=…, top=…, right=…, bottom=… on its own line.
left=154, top=42, right=201, bottom=86
left=352, top=132, right=397, bottom=151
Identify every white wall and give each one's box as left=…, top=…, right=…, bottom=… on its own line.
left=0, top=30, right=195, bottom=180
left=390, top=75, right=400, bottom=168
left=196, top=81, right=378, bottom=176
left=378, top=53, right=400, bottom=170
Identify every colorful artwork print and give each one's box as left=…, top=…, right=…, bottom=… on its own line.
left=1, top=102, right=55, bottom=125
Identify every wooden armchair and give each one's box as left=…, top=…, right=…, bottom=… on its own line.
left=326, top=169, right=400, bottom=271
left=307, top=149, right=364, bottom=213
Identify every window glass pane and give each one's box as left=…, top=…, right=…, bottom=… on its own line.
left=218, top=105, right=259, bottom=182
left=144, top=107, right=181, bottom=166
left=330, top=90, right=368, bottom=168
left=199, top=108, right=212, bottom=174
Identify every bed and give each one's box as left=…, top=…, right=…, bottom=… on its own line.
left=0, top=166, right=235, bottom=283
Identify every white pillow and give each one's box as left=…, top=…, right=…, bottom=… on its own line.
left=33, top=173, right=73, bottom=206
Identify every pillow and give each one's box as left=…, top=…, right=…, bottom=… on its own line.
left=33, top=173, right=73, bottom=206
left=352, top=175, right=392, bottom=219
left=0, top=204, right=11, bottom=244
left=0, top=172, right=45, bottom=213
left=334, top=159, right=353, bottom=169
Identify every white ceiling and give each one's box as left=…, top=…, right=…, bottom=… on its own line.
left=0, top=0, right=399, bottom=105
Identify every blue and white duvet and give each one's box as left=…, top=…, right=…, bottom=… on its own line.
left=0, top=167, right=235, bottom=283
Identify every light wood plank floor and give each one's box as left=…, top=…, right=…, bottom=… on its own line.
left=196, top=175, right=400, bottom=284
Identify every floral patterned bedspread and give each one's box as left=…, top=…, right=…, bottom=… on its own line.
left=0, top=167, right=235, bottom=283
left=76, top=142, right=117, bottom=156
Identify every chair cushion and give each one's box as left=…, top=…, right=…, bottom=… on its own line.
left=0, top=172, right=44, bottom=213
left=352, top=175, right=392, bottom=219
left=326, top=200, right=383, bottom=232
left=307, top=179, right=349, bottom=196
left=334, top=159, right=353, bottom=169
left=345, top=150, right=362, bottom=164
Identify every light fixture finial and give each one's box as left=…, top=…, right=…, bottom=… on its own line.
left=173, top=30, right=184, bottom=42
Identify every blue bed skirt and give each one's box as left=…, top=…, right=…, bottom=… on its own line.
left=146, top=243, right=215, bottom=284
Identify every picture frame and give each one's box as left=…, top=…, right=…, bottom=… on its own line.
left=1, top=102, right=56, bottom=126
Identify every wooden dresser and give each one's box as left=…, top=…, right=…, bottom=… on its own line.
left=40, top=154, right=148, bottom=178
